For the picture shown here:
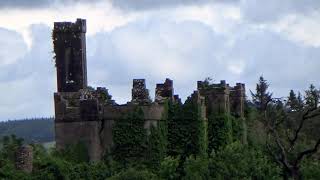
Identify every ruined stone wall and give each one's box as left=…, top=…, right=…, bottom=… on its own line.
left=55, top=121, right=102, bottom=161
left=197, top=80, right=245, bottom=117
left=198, top=80, right=230, bottom=116
left=230, top=83, right=246, bottom=118
left=54, top=78, right=167, bottom=161
left=100, top=103, right=165, bottom=153
left=15, top=145, right=33, bottom=173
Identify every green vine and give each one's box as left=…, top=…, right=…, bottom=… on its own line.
left=207, top=113, right=233, bottom=154
left=167, top=98, right=207, bottom=158
left=111, top=107, right=147, bottom=166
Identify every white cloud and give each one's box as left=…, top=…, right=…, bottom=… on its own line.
left=0, top=28, right=28, bottom=66
left=240, top=0, right=320, bottom=22
left=269, top=12, right=320, bottom=47
left=0, top=1, right=320, bottom=120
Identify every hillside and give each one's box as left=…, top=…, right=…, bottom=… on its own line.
left=0, top=118, right=54, bottom=143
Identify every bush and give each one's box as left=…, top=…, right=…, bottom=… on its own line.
left=183, top=155, right=209, bottom=180
left=209, top=142, right=280, bottom=179
left=109, top=168, right=157, bottom=180
left=158, top=156, right=180, bottom=180
left=301, top=158, right=320, bottom=179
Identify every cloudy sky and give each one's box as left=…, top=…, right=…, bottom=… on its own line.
left=0, top=0, right=319, bottom=120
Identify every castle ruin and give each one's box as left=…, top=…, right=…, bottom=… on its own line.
left=53, top=19, right=246, bottom=161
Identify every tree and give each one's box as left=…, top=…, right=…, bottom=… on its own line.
left=251, top=79, right=320, bottom=180
left=265, top=105, right=320, bottom=180
left=208, top=142, right=280, bottom=179
left=158, top=156, right=180, bottom=179
left=287, top=90, right=299, bottom=111
left=183, top=155, right=209, bottom=180
left=250, top=76, right=273, bottom=112
left=297, top=92, right=304, bottom=111
left=305, top=84, right=319, bottom=109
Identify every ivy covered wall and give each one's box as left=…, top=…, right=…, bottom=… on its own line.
left=110, top=99, right=246, bottom=167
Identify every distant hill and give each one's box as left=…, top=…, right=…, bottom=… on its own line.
left=0, top=118, right=54, bottom=143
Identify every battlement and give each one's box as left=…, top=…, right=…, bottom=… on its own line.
left=155, top=78, right=174, bottom=103
left=131, top=79, right=151, bottom=104
left=197, top=80, right=229, bottom=91
left=54, top=18, right=86, bottom=33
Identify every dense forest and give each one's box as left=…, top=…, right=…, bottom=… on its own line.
left=0, top=118, right=54, bottom=143
left=0, top=76, right=319, bottom=179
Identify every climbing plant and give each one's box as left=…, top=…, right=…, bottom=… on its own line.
left=112, top=107, right=147, bottom=166
left=146, top=101, right=169, bottom=169
left=207, top=113, right=233, bottom=154
left=167, top=98, right=207, bottom=159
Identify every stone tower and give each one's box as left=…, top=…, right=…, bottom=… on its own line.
left=53, top=18, right=87, bottom=92
left=15, top=145, right=33, bottom=173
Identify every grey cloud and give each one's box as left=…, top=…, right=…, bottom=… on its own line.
left=0, top=28, right=27, bottom=70
left=0, top=0, right=238, bottom=10
left=241, top=0, right=320, bottom=22
left=0, top=0, right=100, bottom=9
left=228, top=27, right=320, bottom=96
left=86, top=19, right=231, bottom=102
left=0, top=24, right=54, bottom=120
left=110, top=0, right=239, bottom=11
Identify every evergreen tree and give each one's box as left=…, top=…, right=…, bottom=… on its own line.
left=297, top=92, right=304, bottom=110
left=250, top=76, right=273, bottom=112
left=287, top=90, right=299, bottom=111
left=305, top=84, right=319, bottom=109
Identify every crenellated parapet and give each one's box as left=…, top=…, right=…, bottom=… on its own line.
left=131, top=79, right=152, bottom=104
left=188, top=90, right=207, bottom=120
left=229, top=83, right=246, bottom=117
left=53, top=18, right=86, bottom=33
left=155, top=78, right=174, bottom=103
left=197, top=80, right=245, bottom=117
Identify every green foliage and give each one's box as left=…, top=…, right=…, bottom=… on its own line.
left=183, top=155, right=209, bottom=180
left=146, top=122, right=167, bottom=169
left=246, top=107, right=267, bottom=146
left=208, top=114, right=232, bottom=154
left=32, top=144, right=111, bottom=179
left=68, top=162, right=111, bottom=179
left=32, top=157, right=72, bottom=180
left=0, top=161, right=31, bottom=180
left=0, top=135, right=23, bottom=162
left=250, top=76, right=273, bottom=111
left=305, top=84, right=319, bottom=109
left=109, top=168, right=157, bottom=180
left=112, top=107, right=147, bottom=166
left=301, top=158, right=320, bottom=180
left=167, top=99, right=207, bottom=158
left=145, top=101, right=169, bottom=169
left=158, top=156, right=180, bottom=180
left=52, top=142, right=89, bottom=163
left=209, top=142, right=281, bottom=179
left=167, top=101, right=184, bottom=156
left=287, top=90, right=304, bottom=111
left=231, top=116, right=245, bottom=142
